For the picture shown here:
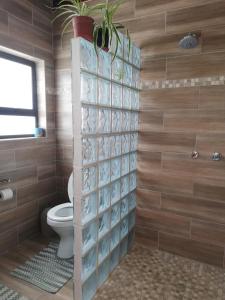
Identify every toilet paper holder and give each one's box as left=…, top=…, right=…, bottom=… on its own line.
left=0, top=178, right=11, bottom=184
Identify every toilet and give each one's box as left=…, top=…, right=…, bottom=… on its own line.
left=47, top=173, right=74, bottom=259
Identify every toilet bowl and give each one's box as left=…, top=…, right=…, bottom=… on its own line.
left=47, top=173, right=74, bottom=259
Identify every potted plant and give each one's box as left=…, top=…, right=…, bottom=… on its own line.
left=52, top=0, right=103, bottom=42
left=93, top=0, right=131, bottom=60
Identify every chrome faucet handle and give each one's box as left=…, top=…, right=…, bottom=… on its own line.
left=191, top=151, right=199, bottom=159
left=211, top=152, right=222, bottom=161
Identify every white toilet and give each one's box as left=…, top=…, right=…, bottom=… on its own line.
left=47, top=173, right=74, bottom=259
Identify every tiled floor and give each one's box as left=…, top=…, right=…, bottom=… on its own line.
left=95, top=244, right=225, bottom=300
left=0, top=236, right=73, bottom=300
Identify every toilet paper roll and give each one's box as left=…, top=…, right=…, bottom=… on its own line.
left=0, top=188, right=13, bottom=201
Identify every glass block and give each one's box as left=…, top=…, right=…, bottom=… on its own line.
left=121, top=134, right=130, bottom=154
left=112, top=57, right=123, bottom=83
left=128, top=229, right=135, bottom=250
left=99, top=160, right=110, bottom=187
left=130, top=112, right=139, bottom=131
left=111, top=180, right=120, bottom=205
left=131, top=90, right=139, bottom=110
left=82, top=247, right=97, bottom=281
left=112, top=83, right=122, bottom=108
left=82, top=220, right=97, bottom=254
left=98, top=108, right=111, bottom=133
left=132, top=44, right=141, bottom=68
left=82, top=138, right=97, bottom=165
left=121, top=111, right=130, bottom=132
left=123, top=63, right=132, bottom=87
left=82, top=192, right=97, bottom=225
left=130, top=152, right=137, bottom=171
left=124, top=36, right=132, bottom=63
left=98, top=235, right=110, bottom=264
left=98, top=211, right=110, bottom=239
left=82, top=166, right=97, bottom=194
left=122, top=87, right=131, bottom=109
left=111, top=157, right=121, bottom=181
left=120, top=236, right=128, bottom=259
left=98, top=136, right=110, bottom=161
left=81, top=73, right=97, bottom=104
left=130, top=133, right=138, bottom=151
left=80, top=38, right=97, bottom=74
left=129, top=191, right=136, bottom=211
left=121, top=175, right=129, bottom=197
left=98, top=79, right=111, bottom=106
left=82, top=272, right=97, bottom=300
left=111, top=202, right=120, bottom=227
left=121, top=197, right=129, bottom=218
left=99, top=185, right=110, bottom=213
left=132, top=68, right=140, bottom=89
left=112, top=110, right=121, bottom=132
left=129, top=210, right=136, bottom=231
left=82, top=106, right=97, bottom=134
left=98, top=258, right=110, bottom=288
left=111, top=31, right=123, bottom=59
left=110, top=135, right=121, bottom=157
left=110, top=224, right=120, bottom=250
left=98, top=49, right=111, bottom=79
left=121, top=154, right=130, bottom=176
left=120, top=217, right=128, bottom=240
left=130, top=172, right=137, bottom=191
left=110, top=245, right=120, bottom=272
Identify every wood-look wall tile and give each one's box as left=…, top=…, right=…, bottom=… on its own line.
left=135, top=0, right=215, bottom=17
left=0, top=9, right=8, bottom=33
left=33, top=9, right=52, bottom=33
left=1, top=0, right=32, bottom=24
left=0, top=229, right=17, bottom=255
left=162, top=152, right=225, bottom=179
left=141, top=88, right=198, bottom=110
left=191, top=219, right=225, bottom=247
left=137, top=208, right=191, bottom=237
left=194, top=177, right=225, bottom=203
left=38, top=192, right=59, bottom=213
left=167, top=52, right=225, bottom=79
left=199, top=86, right=225, bottom=110
left=0, top=150, right=15, bottom=170
left=141, top=58, right=166, bottom=81
left=164, top=110, right=225, bottom=133
left=37, top=164, right=56, bottom=181
left=139, top=131, right=196, bottom=152
left=0, top=166, right=37, bottom=188
left=135, top=226, right=158, bottom=248
left=137, top=188, right=161, bottom=210
left=0, top=32, right=33, bottom=56
left=162, top=192, right=225, bottom=223
left=18, top=216, right=39, bottom=242
left=159, top=232, right=224, bottom=267
left=166, top=1, right=225, bottom=34
left=202, top=26, right=225, bottom=53
left=139, top=111, right=163, bottom=131
left=137, top=151, right=161, bottom=174
left=138, top=169, right=193, bottom=195
left=196, top=133, right=225, bottom=154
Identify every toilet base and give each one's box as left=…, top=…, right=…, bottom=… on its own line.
left=57, top=235, right=74, bottom=259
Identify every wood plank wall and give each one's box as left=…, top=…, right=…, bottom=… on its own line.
left=0, top=0, right=58, bottom=254
left=96, top=0, right=225, bottom=267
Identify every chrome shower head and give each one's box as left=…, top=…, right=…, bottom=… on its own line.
left=179, top=33, right=199, bottom=49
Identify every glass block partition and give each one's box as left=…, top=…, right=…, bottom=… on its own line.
left=71, top=36, right=140, bottom=300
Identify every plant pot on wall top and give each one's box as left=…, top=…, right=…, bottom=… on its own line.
left=72, top=16, right=94, bottom=42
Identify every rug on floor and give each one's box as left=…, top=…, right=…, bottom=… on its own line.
left=11, top=241, right=74, bottom=293
left=0, top=283, right=30, bottom=300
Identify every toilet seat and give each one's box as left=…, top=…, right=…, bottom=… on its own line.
left=47, top=203, right=73, bottom=222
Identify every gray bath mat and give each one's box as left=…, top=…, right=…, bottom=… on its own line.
left=11, top=242, right=73, bottom=293
left=0, top=283, right=30, bottom=300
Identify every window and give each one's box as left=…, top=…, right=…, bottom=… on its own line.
left=0, top=51, right=38, bottom=139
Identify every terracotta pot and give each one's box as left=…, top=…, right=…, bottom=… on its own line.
left=72, top=16, right=94, bottom=42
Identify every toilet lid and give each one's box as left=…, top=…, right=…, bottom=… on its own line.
left=68, top=173, right=74, bottom=204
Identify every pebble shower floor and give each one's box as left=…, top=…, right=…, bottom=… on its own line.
left=71, top=36, right=140, bottom=300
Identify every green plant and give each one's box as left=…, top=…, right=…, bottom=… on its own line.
left=93, top=0, right=130, bottom=60
left=52, top=0, right=103, bottom=37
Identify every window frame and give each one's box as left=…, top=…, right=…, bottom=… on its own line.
left=0, top=51, right=38, bottom=139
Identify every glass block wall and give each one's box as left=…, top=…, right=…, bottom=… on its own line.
left=72, top=36, right=140, bottom=300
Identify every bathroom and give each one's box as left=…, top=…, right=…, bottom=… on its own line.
left=0, top=0, right=225, bottom=299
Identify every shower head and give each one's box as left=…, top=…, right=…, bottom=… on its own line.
left=179, top=33, right=199, bottom=49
